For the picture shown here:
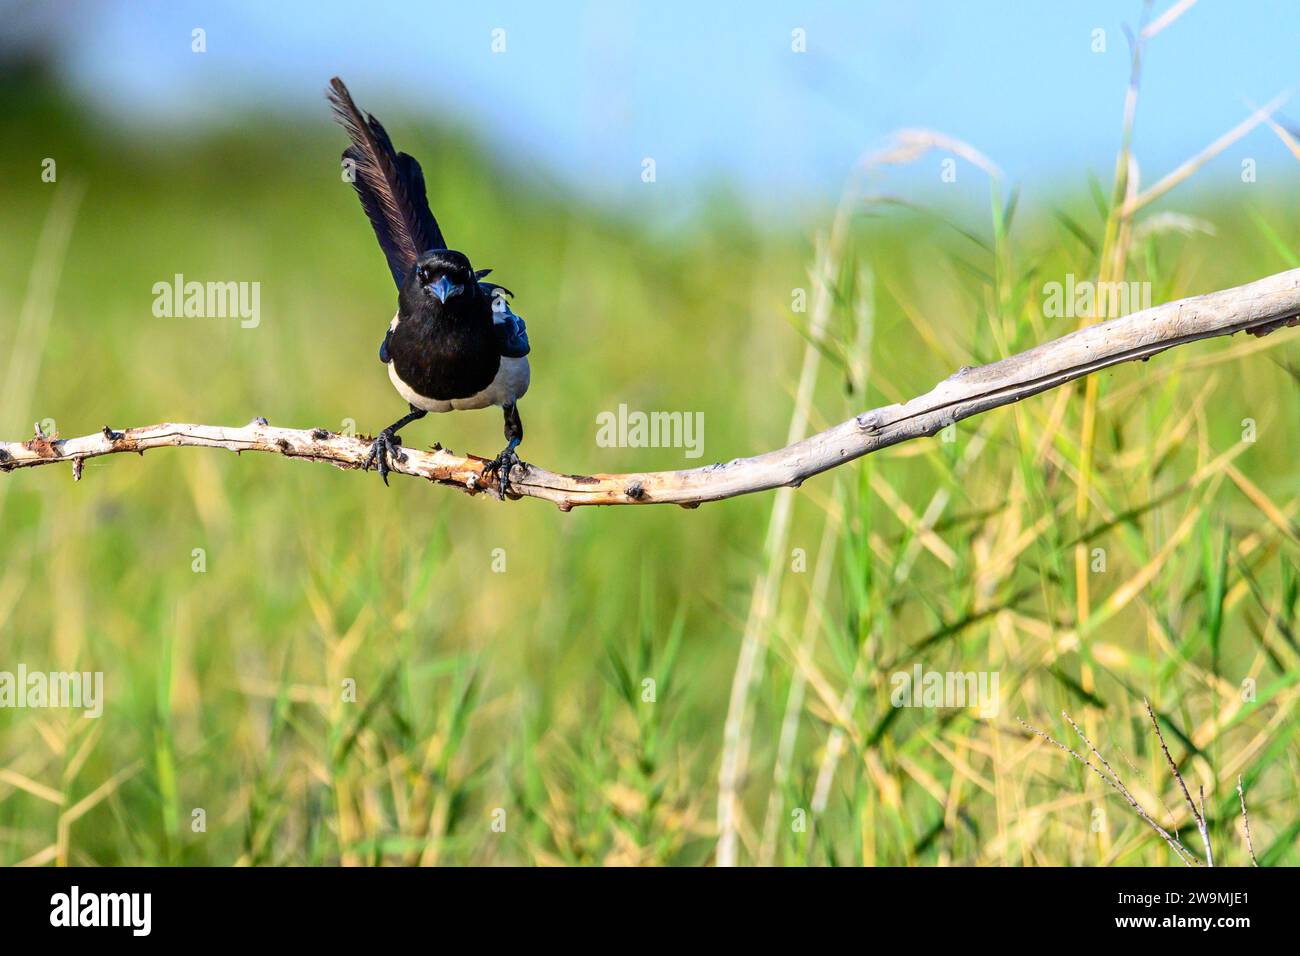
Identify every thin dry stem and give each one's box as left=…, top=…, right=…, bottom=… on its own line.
left=1122, top=91, right=1291, bottom=217
left=1019, top=715, right=1199, bottom=866
left=1144, top=698, right=1213, bottom=866
left=1141, top=0, right=1198, bottom=41
left=1236, top=774, right=1259, bottom=866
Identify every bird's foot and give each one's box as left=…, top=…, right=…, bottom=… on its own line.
left=363, top=428, right=405, bottom=486
left=481, top=441, right=524, bottom=500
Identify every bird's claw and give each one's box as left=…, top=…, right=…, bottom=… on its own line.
left=481, top=445, right=524, bottom=500
left=364, top=429, right=405, bottom=486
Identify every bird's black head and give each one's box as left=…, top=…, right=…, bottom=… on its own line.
left=405, top=250, right=477, bottom=308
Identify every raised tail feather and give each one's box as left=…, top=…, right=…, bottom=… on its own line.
left=327, top=77, right=445, bottom=288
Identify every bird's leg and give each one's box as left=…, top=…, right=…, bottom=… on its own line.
left=364, top=404, right=427, bottom=486
left=482, top=402, right=525, bottom=500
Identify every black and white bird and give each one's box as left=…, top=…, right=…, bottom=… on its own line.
left=327, top=76, right=531, bottom=496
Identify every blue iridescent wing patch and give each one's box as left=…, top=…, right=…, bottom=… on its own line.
left=484, top=284, right=530, bottom=358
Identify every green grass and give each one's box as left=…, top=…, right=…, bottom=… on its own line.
left=0, top=70, right=1297, bottom=866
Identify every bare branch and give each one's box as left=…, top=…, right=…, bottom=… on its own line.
left=3, top=268, right=1298, bottom=509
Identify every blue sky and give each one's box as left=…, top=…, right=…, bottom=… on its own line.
left=31, top=1, right=1300, bottom=214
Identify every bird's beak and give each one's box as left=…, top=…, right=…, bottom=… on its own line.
left=426, top=275, right=462, bottom=304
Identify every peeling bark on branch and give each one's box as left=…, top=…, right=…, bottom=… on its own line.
left=3, top=268, right=1298, bottom=509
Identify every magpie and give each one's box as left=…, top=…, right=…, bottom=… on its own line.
left=327, top=77, right=531, bottom=497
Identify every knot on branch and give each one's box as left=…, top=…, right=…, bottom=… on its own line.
left=855, top=411, right=883, bottom=432
left=24, top=428, right=60, bottom=459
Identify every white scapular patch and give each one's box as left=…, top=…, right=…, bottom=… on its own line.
left=390, top=355, right=531, bottom=413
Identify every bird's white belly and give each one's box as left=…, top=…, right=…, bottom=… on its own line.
left=389, top=354, right=530, bottom=413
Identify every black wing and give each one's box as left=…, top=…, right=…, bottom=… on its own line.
left=483, top=283, right=530, bottom=358
left=327, top=77, right=445, bottom=289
